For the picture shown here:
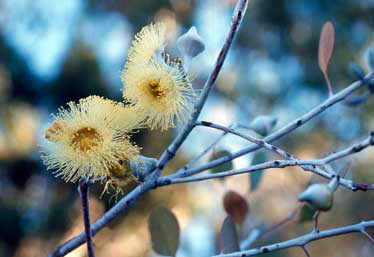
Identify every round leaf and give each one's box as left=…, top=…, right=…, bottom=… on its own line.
left=149, top=206, right=180, bottom=257
left=210, top=150, right=233, bottom=175
left=223, top=190, right=249, bottom=224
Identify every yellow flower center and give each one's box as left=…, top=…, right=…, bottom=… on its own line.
left=71, top=127, right=102, bottom=152
left=148, top=79, right=166, bottom=99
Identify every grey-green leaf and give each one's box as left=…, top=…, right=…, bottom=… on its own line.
left=149, top=206, right=180, bottom=257
left=210, top=150, right=233, bottom=176
left=220, top=216, right=240, bottom=254
left=250, top=152, right=266, bottom=191
left=298, top=204, right=315, bottom=223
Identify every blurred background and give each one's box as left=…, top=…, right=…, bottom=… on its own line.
left=0, top=0, right=373, bottom=256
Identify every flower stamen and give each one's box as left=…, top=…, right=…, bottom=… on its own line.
left=45, top=121, right=65, bottom=142
left=71, top=127, right=102, bottom=152
left=148, top=79, right=166, bottom=99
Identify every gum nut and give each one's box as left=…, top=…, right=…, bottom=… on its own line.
left=298, top=184, right=333, bottom=211
left=177, top=26, right=205, bottom=58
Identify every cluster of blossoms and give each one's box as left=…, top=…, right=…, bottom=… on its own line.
left=41, top=23, right=205, bottom=195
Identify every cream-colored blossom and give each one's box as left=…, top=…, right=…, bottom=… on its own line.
left=122, top=58, right=195, bottom=130
left=121, top=22, right=195, bottom=130
left=126, top=23, right=166, bottom=66
left=41, top=96, right=141, bottom=183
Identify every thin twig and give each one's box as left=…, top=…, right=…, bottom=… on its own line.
left=49, top=181, right=154, bottom=257
left=259, top=209, right=298, bottom=239
left=195, top=121, right=296, bottom=159
left=78, top=179, right=95, bottom=257
left=302, top=246, right=311, bottom=257
left=169, top=72, right=374, bottom=179
left=240, top=210, right=297, bottom=250
left=360, top=228, right=374, bottom=244
left=312, top=211, right=320, bottom=233
left=212, top=220, right=374, bottom=257
left=158, top=130, right=374, bottom=191
left=183, top=124, right=237, bottom=170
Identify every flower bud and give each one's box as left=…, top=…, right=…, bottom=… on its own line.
left=343, top=94, right=369, bottom=107
left=349, top=63, right=365, bottom=81
left=298, top=183, right=333, bottom=211
left=131, top=155, right=158, bottom=182
left=248, top=116, right=277, bottom=136
left=177, top=26, right=205, bottom=71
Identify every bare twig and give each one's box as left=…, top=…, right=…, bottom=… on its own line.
left=302, top=246, right=311, bottom=257
left=169, top=72, right=374, bottom=179
left=158, top=132, right=374, bottom=191
left=49, top=181, right=154, bottom=257
left=183, top=124, right=237, bottom=170
left=78, top=179, right=95, bottom=257
left=312, top=211, right=320, bottom=233
left=195, top=121, right=297, bottom=159
left=240, top=210, right=297, bottom=250
left=213, top=220, right=374, bottom=257
left=260, top=210, right=298, bottom=239
left=360, top=228, right=374, bottom=244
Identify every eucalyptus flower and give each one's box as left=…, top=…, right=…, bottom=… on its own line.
left=41, top=96, right=141, bottom=184
left=122, top=23, right=196, bottom=130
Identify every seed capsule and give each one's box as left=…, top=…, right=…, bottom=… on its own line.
left=298, top=183, right=333, bottom=211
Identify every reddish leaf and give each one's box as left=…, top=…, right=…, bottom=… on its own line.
left=318, top=21, right=335, bottom=72
left=223, top=190, right=249, bottom=224
left=318, top=21, right=335, bottom=95
left=220, top=216, right=240, bottom=254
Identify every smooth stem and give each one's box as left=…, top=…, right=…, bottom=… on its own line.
left=79, top=179, right=95, bottom=257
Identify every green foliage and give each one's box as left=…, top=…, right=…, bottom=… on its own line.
left=298, top=204, right=315, bottom=223
left=250, top=152, right=266, bottom=192
left=209, top=150, right=233, bottom=176
left=148, top=206, right=180, bottom=257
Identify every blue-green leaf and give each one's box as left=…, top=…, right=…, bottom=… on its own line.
left=298, top=204, right=315, bottom=223
left=149, top=206, right=180, bottom=257
left=250, top=152, right=266, bottom=191
left=220, top=216, right=240, bottom=254
left=210, top=150, right=233, bottom=176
